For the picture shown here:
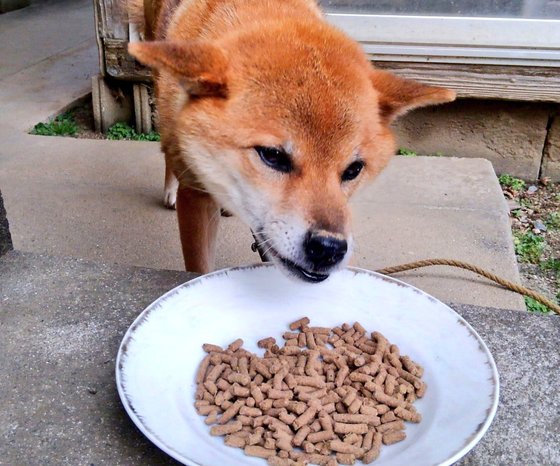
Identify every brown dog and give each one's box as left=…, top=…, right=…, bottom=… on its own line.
left=127, top=0, right=455, bottom=282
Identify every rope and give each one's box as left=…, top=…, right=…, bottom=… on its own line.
left=375, top=258, right=560, bottom=315
left=250, top=233, right=559, bottom=315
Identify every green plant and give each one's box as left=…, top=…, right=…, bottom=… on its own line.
left=524, top=296, right=552, bottom=314
left=31, top=112, right=78, bottom=136
left=498, top=174, right=526, bottom=191
left=513, top=232, right=545, bottom=264
left=135, top=131, right=160, bottom=141
left=545, top=211, right=560, bottom=230
left=541, top=258, right=560, bottom=275
left=107, top=122, right=136, bottom=140
left=397, top=148, right=417, bottom=157
left=107, top=122, right=160, bottom=141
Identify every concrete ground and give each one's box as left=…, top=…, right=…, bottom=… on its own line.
left=0, top=0, right=524, bottom=310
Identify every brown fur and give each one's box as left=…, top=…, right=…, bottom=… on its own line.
left=127, top=0, right=456, bottom=276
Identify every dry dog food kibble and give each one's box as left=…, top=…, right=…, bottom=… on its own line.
left=194, top=318, right=425, bottom=465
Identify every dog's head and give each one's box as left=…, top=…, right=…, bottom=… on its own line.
left=129, top=21, right=455, bottom=282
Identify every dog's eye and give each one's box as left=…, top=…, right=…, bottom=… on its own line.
left=255, top=146, right=293, bottom=173
left=341, top=160, right=364, bottom=182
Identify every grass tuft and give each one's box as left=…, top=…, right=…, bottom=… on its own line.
left=541, top=258, right=560, bottom=274
left=498, top=174, right=526, bottom=191
left=513, top=232, right=545, bottom=264
left=397, top=148, right=417, bottom=157
left=545, top=211, right=560, bottom=230
left=31, top=112, right=78, bottom=136
left=107, top=122, right=160, bottom=141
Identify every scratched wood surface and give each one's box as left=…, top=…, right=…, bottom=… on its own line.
left=374, top=61, right=560, bottom=103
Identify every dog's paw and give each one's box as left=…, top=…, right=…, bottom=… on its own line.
left=163, top=189, right=177, bottom=210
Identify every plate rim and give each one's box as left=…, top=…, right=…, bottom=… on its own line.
left=115, top=263, right=500, bottom=466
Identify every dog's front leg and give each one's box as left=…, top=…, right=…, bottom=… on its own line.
left=176, top=185, right=220, bottom=274
left=163, top=162, right=179, bottom=209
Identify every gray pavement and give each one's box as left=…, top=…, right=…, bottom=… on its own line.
left=0, top=0, right=524, bottom=311
left=1, top=251, right=558, bottom=466
left=0, top=0, right=94, bottom=81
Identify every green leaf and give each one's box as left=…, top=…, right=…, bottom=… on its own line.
left=524, top=296, right=552, bottom=314
left=513, top=232, right=545, bottom=264
left=397, top=148, right=417, bottom=157
left=31, top=112, right=77, bottom=136
left=498, top=174, right=525, bottom=191
left=107, top=122, right=160, bottom=141
left=541, top=258, right=560, bottom=274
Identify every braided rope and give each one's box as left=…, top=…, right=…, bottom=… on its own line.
left=376, top=258, right=560, bottom=315
left=250, top=233, right=559, bottom=315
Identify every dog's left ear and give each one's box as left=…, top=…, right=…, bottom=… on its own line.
left=128, top=40, right=229, bottom=97
left=370, top=69, right=456, bottom=124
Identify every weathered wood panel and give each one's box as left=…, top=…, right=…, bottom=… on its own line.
left=374, top=62, right=560, bottom=103
left=103, top=38, right=152, bottom=81
left=94, top=0, right=133, bottom=75
left=97, top=0, right=129, bottom=40
left=93, top=0, right=106, bottom=75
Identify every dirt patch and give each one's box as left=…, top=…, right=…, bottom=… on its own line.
left=70, top=98, right=106, bottom=140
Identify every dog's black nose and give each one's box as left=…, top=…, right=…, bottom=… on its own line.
left=304, top=232, right=347, bottom=269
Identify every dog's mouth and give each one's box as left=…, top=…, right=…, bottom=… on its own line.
left=278, top=256, right=330, bottom=283
left=253, top=231, right=330, bottom=283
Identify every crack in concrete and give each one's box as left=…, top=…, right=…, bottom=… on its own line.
left=538, top=113, right=556, bottom=180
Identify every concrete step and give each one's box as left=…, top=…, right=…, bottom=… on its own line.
left=0, top=137, right=524, bottom=310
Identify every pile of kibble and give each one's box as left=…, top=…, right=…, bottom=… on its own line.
left=194, top=317, right=425, bottom=465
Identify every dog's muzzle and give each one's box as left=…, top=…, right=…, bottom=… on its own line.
left=251, top=230, right=347, bottom=283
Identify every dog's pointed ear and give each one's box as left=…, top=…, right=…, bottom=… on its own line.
left=128, top=40, right=228, bottom=97
left=370, top=69, right=456, bottom=124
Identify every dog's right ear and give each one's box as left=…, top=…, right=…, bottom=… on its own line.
left=128, top=40, right=229, bottom=97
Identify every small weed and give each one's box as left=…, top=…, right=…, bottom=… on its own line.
left=398, top=148, right=417, bottom=157
left=545, top=211, right=560, bottom=230
left=107, top=122, right=160, bottom=141
left=430, top=151, right=444, bottom=157
left=31, top=112, right=78, bottom=137
left=541, top=258, right=560, bottom=275
left=107, top=122, right=136, bottom=140
left=135, top=131, right=160, bottom=142
left=513, top=232, right=545, bottom=264
left=498, top=174, right=526, bottom=191
left=524, top=296, right=553, bottom=314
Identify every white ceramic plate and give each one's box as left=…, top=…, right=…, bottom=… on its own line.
left=116, top=264, right=499, bottom=466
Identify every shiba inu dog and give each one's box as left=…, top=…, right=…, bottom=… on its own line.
left=127, top=0, right=455, bottom=282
